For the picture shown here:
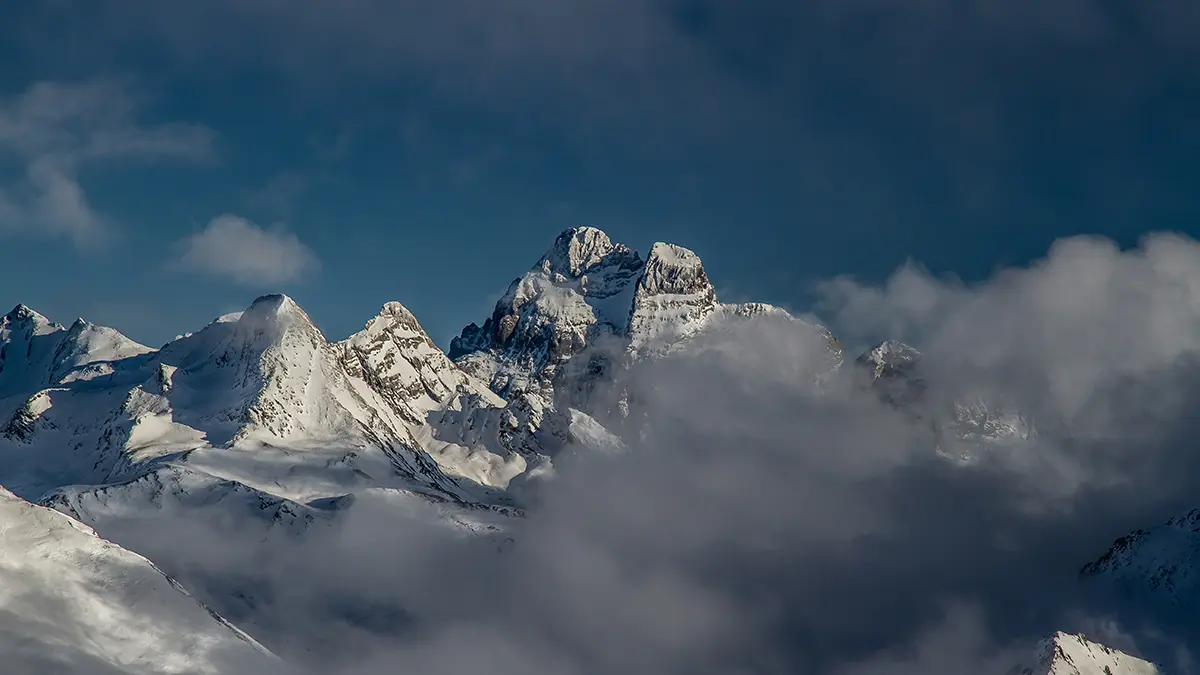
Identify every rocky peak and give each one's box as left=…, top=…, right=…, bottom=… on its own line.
left=1007, top=632, right=1160, bottom=675
left=2, top=303, right=59, bottom=336
left=376, top=300, right=419, bottom=322
left=635, top=242, right=714, bottom=299
left=450, top=228, right=644, bottom=368
left=538, top=226, right=636, bottom=279
left=627, top=242, right=719, bottom=354
left=342, top=301, right=490, bottom=424
left=856, top=340, right=922, bottom=380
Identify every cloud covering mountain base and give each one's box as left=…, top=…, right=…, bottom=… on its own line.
left=5, top=231, right=1200, bottom=673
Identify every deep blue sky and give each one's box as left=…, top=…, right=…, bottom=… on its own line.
left=2, top=1, right=1199, bottom=348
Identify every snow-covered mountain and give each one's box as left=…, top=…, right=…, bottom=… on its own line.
left=1007, top=632, right=1161, bottom=675
left=447, top=226, right=842, bottom=466
left=854, top=339, right=1034, bottom=457
left=0, top=304, right=152, bottom=399
left=1081, top=507, right=1200, bottom=610
left=3, top=225, right=1190, bottom=672
left=0, top=485, right=275, bottom=674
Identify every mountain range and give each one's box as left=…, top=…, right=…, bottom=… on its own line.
left=0, top=226, right=1190, bottom=673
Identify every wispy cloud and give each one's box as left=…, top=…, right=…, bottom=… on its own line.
left=0, top=78, right=214, bottom=247
left=175, top=214, right=320, bottom=286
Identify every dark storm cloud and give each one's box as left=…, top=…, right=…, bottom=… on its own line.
left=16, top=1, right=1200, bottom=146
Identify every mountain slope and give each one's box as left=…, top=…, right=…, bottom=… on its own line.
left=0, top=486, right=275, bottom=674
left=1081, top=507, right=1200, bottom=609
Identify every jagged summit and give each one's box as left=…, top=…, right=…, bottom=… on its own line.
left=377, top=300, right=417, bottom=320
left=6, top=303, right=39, bottom=320
left=2, top=303, right=58, bottom=334
left=341, top=299, right=497, bottom=424
left=857, top=340, right=922, bottom=380
left=636, top=242, right=711, bottom=296
left=444, top=228, right=843, bottom=469
left=538, top=226, right=638, bottom=279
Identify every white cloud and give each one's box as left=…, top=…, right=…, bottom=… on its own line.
left=0, top=78, right=214, bottom=247
left=176, top=214, right=321, bottom=286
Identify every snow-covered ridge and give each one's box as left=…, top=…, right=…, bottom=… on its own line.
left=1081, top=507, right=1200, bottom=607
left=1, top=303, right=151, bottom=398
left=0, top=292, right=521, bottom=505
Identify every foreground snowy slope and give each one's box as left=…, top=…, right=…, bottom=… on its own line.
left=1007, top=632, right=1161, bottom=675
left=0, top=486, right=274, bottom=674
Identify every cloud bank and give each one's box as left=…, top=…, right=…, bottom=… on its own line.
left=175, top=214, right=321, bottom=286
left=63, top=232, right=1200, bottom=674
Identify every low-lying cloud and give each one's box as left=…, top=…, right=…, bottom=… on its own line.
left=175, top=214, right=321, bottom=286
left=66, top=232, right=1200, bottom=674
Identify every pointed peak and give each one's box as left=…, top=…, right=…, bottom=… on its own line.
left=1016, top=632, right=1161, bottom=675
left=5, top=303, right=48, bottom=324
left=351, top=301, right=436, bottom=346
left=539, top=226, right=634, bottom=278
left=2, top=304, right=59, bottom=336
left=377, top=301, right=417, bottom=321
left=246, top=293, right=297, bottom=313
left=238, top=294, right=317, bottom=334
left=242, top=294, right=310, bottom=321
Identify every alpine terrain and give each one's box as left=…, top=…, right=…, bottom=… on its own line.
left=0, top=226, right=1192, bottom=672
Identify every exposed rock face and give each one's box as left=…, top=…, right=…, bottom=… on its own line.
left=0, top=229, right=840, bottom=499
left=1007, top=632, right=1160, bottom=675
left=0, top=294, right=508, bottom=504
left=627, top=242, right=718, bottom=356
left=449, top=226, right=644, bottom=393
left=1, top=390, right=54, bottom=442
left=448, top=227, right=842, bottom=465
left=857, top=339, right=923, bottom=382
left=341, top=301, right=500, bottom=426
